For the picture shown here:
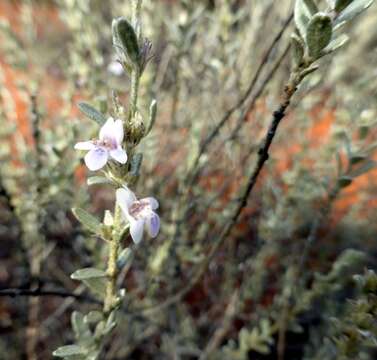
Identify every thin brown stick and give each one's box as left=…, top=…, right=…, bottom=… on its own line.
left=136, top=74, right=301, bottom=315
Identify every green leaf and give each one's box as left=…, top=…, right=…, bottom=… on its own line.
left=306, top=13, right=333, bottom=59
left=77, top=102, right=107, bottom=126
left=323, top=33, right=349, bottom=54
left=83, top=278, right=106, bottom=298
left=117, top=247, right=132, bottom=269
left=304, top=0, right=319, bottom=13
left=87, top=176, right=113, bottom=186
left=71, top=311, right=91, bottom=339
left=112, top=17, right=140, bottom=65
left=294, top=0, right=316, bottom=37
left=147, top=99, right=157, bottom=134
left=84, top=311, right=104, bottom=324
left=71, top=268, right=106, bottom=280
left=335, top=0, right=354, bottom=12
left=71, top=269, right=107, bottom=298
left=72, top=208, right=103, bottom=236
left=336, top=0, right=374, bottom=25
left=129, top=153, right=143, bottom=177
left=104, top=310, right=117, bottom=334
left=52, top=345, right=86, bottom=358
left=290, top=33, right=305, bottom=67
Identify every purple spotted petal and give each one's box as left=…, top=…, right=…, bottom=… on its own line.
left=110, top=147, right=127, bottom=164
left=130, top=218, right=145, bottom=244
left=84, top=147, right=109, bottom=171
left=146, top=212, right=160, bottom=238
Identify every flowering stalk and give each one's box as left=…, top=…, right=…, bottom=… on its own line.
left=53, top=2, right=159, bottom=359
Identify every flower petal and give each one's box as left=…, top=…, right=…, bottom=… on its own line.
left=84, top=148, right=108, bottom=171
left=113, top=119, right=124, bottom=144
left=141, top=197, right=159, bottom=210
left=74, top=141, right=95, bottom=150
left=146, top=212, right=160, bottom=238
left=99, top=117, right=116, bottom=141
left=130, top=218, right=145, bottom=244
left=110, top=147, right=127, bottom=164
left=116, top=187, right=137, bottom=215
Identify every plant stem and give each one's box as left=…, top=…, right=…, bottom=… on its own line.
left=104, top=204, right=122, bottom=314
left=128, top=0, right=142, bottom=120
left=129, top=66, right=140, bottom=119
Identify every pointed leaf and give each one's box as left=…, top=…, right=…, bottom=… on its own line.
left=83, top=278, right=107, bottom=298
left=78, top=102, right=107, bottom=126
left=112, top=17, right=140, bottom=65
left=336, top=0, right=374, bottom=25
left=291, top=33, right=305, bottom=66
left=117, top=247, right=132, bottom=269
left=84, top=311, right=104, bottom=324
left=71, top=268, right=106, bottom=280
left=306, top=13, right=333, bottom=59
left=335, top=0, right=354, bottom=12
left=323, top=33, right=349, bottom=54
left=129, top=153, right=143, bottom=177
left=72, top=208, right=103, bottom=236
left=52, top=345, right=86, bottom=358
left=87, top=176, right=113, bottom=186
left=304, top=0, right=319, bottom=13
left=294, top=0, right=314, bottom=37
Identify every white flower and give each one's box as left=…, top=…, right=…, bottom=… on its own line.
left=116, top=187, right=160, bottom=244
left=74, top=117, right=127, bottom=171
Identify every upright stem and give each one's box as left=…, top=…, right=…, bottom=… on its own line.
left=104, top=204, right=122, bottom=314
left=129, top=66, right=140, bottom=119
left=129, top=0, right=142, bottom=119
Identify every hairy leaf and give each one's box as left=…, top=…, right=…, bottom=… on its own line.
left=78, top=102, right=107, bottom=126
left=306, top=13, right=333, bottom=59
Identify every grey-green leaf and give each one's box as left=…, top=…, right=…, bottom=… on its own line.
left=78, top=102, right=107, bottom=126
left=87, top=176, right=113, bottom=186
left=335, top=0, right=354, bottom=12
left=304, top=0, right=319, bottom=14
left=117, top=247, right=132, bottom=269
left=306, top=13, right=333, bottom=59
left=147, top=99, right=157, bottom=134
left=290, top=33, right=305, bottom=67
left=129, top=153, right=143, bottom=177
left=71, top=268, right=106, bottom=280
left=52, top=345, right=86, bottom=358
left=72, top=208, right=103, bottom=236
left=112, top=17, right=140, bottom=65
left=336, top=0, right=374, bottom=25
left=294, top=0, right=315, bottom=37
left=83, top=278, right=107, bottom=298
left=323, top=33, right=349, bottom=54
left=71, top=268, right=107, bottom=298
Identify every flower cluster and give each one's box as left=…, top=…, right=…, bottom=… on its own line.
left=75, top=117, right=160, bottom=243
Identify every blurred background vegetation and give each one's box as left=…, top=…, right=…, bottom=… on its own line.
left=0, top=0, right=376, bottom=359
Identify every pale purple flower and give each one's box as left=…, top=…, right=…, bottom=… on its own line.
left=116, top=187, right=160, bottom=244
left=74, top=117, right=127, bottom=171
left=107, top=60, right=124, bottom=76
